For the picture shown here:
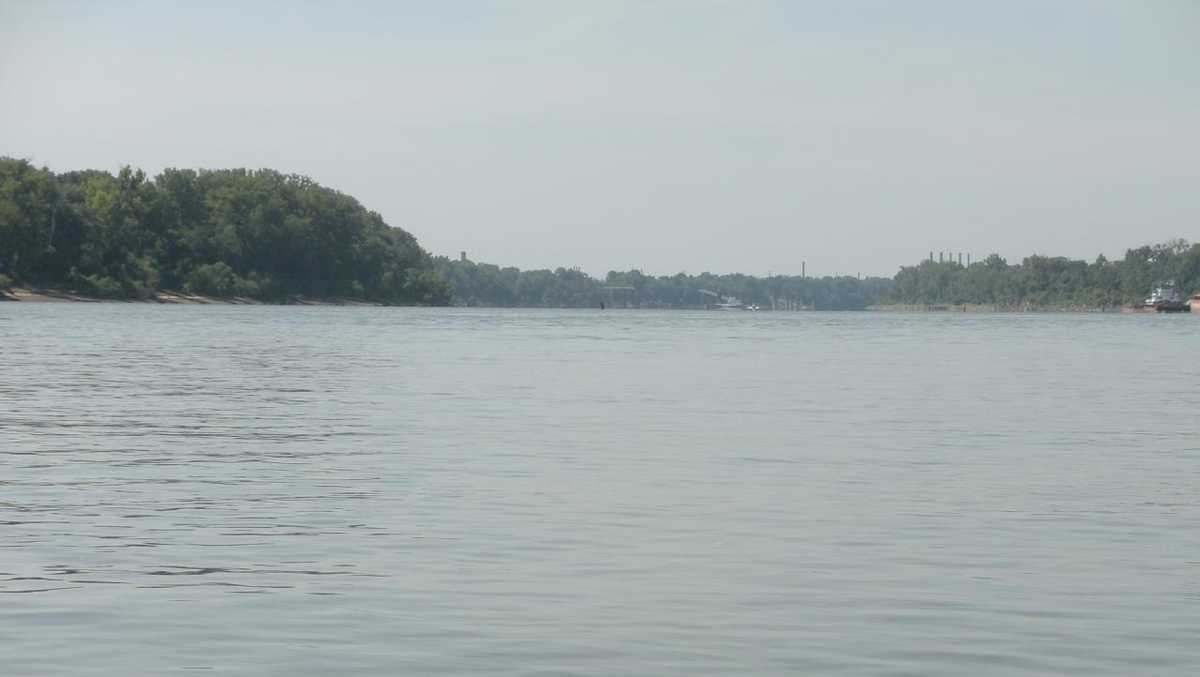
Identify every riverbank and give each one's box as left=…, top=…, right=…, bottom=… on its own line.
left=0, top=286, right=382, bottom=306
left=867, top=303, right=1126, bottom=313
left=3, top=287, right=1190, bottom=312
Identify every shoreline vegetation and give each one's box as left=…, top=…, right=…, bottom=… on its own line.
left=3, top=158, right=1199, bottom=311
left=0, top=287, right=1178, bottom=314
left=0, top=158, right=451, bottom=306
left=866, top=303, right=1126, bottom=313
left=0, top=288, right=1148, bottom=313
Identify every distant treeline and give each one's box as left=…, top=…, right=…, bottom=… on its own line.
left=436, top=242, right=1200, bottom=311
left=4, top=159, right=1196, bottom=310
left=434, top=257, right=892, bottom=310
left=0, top=158, right=450, bottom=303
left=892, top=242, right=1200, bottom=308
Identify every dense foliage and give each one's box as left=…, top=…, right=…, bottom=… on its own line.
left=0, top=158, right=450, bottom=303
left=4, top=158, right=1194, bottom=310
left=434, top=257, right=892, bottom=310
left=437, top=241, right=1200, bottom=311
left=892, top=242, right=1200, bottom=308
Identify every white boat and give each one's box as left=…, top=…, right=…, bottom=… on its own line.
left=714, top=296, right=758, bottom=310
left=699, top=289, right=758, bottom=310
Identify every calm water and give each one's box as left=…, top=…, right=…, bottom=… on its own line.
left=2, top=305, right=1198, bottom=676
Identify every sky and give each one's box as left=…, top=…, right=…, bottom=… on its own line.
left=1, top=0, right=1197, bottom=278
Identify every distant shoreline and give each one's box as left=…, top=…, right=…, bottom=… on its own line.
left=866, top=303, right=1125, bottom=313
left=0, top=287, right=384, bottom=306
left=6, top=286, right=1193, bottom=313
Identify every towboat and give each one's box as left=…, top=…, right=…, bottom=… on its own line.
left=1140, top=283, right=1190, bottom=313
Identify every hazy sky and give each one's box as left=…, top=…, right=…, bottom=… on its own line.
left=2, top=1, right=1197, bottom=277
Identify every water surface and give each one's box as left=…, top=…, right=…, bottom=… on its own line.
left=2, top=306, right=1198, bottom=675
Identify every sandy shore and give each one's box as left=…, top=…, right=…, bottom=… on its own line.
left=0, top=287, right=381, bottom=306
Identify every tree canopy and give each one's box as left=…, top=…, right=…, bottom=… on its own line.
left=0, top=158, right=449, bottom=303
left=891, top=241, right=1200, bottom=309
left=436, top=241, right=1200, bottom=311
left=3, top=158, right=1195, bottom=310
left=433, top=256, right=891, bottom=310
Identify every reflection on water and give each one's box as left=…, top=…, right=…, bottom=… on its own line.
left=2, top=305, right=1199, bottom=676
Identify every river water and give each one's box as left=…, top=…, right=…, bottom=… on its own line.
left=1, top=305, right=1198, bottom=676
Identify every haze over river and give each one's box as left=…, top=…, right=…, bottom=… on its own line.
left=2, top=305, right=1198, bottom=676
